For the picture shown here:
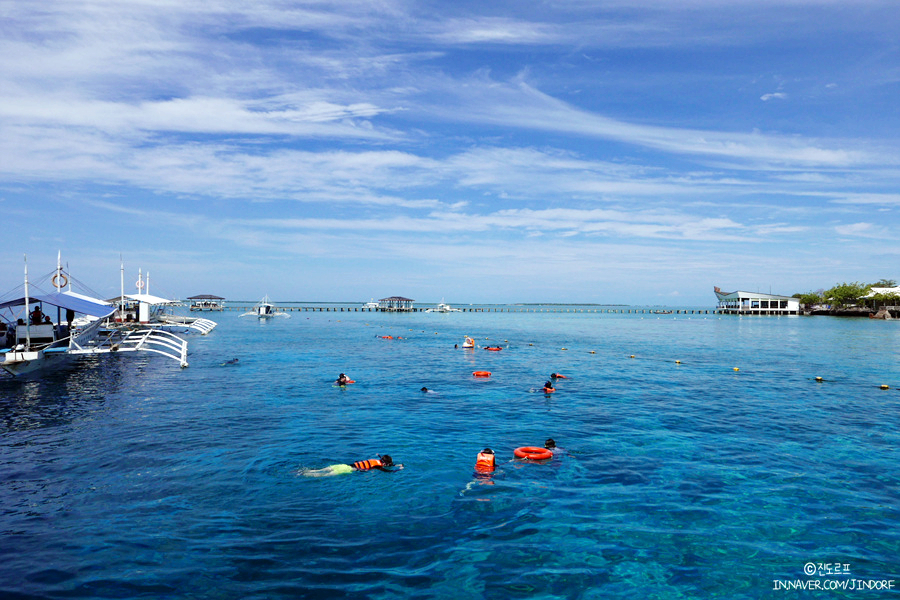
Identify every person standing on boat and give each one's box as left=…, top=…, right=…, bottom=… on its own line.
left=30, top=305, right=44, bottom=325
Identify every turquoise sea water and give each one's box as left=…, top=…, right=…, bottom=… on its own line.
left=2, top=308, right=899, bottom=599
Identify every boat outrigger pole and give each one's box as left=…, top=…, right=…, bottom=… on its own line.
left=23, top=255, right=31, bottom=350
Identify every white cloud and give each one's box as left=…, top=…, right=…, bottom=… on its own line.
left=760, top=92, right=787, bottom=101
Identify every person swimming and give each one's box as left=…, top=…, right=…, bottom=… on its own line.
left=544, top=438, right=566, bottom=456
left=336, top=373, right=351, bottom=385
left=474, top=448, right=496, bottom=474
left=543, top=380, right=556, bottom=392
left=301, top=454, right=402, bottom=477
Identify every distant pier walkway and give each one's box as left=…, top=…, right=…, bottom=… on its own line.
left=220, top=306, right=722, bottom=314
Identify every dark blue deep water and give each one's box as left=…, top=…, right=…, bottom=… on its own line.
left=2, top=309, right=899, bottom=599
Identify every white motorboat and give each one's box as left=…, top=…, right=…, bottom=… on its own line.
left=426, top=300, right=461, bottom=313
left=241, top=295, right=291, bottom=319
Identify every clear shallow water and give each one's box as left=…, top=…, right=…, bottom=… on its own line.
left=1, top=311, right=899, bottom=599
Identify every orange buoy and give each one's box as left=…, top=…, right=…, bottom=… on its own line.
left=514, top=446, right=552, bottom=461
left=472, top=371, right=491, bottom=377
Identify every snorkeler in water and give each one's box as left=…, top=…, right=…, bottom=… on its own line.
left=301, top=454, right=403, bottom=477
left=474, top=448, right=496, bottom=474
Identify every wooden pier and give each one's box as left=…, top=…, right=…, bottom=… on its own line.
left=221, top=306, right=720, bottom=314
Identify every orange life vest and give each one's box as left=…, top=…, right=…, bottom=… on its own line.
left=353, top=458, right=383, bottom=471
left=474, top=452, right=496, bottom=473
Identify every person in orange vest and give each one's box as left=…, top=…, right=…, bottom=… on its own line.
left=474, top=448, right=496, bottom=474
left=301, top=454, right=402, bottom=477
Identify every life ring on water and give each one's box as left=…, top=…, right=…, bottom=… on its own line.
left=472, top=371, right=491, bottom=377
left=514, top=446, right=552, bottom=461
left=52, top=273, right=68, bottom=288
left=484, top=347, right=503, bottom=351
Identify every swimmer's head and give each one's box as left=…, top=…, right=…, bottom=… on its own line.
left=481, top=448, right=493, bottom=454
left=544, top=438, right=556, bottom=449
left=421, top=386, right=428, bottom=392
left=380, top=454, right=394, bottom=466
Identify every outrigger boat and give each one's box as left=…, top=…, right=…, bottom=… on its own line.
left=110, top=267, right=217, bottom=335
left=0, top=258, right=189, bottom=377
left=240, top=295, right=291, bottom=319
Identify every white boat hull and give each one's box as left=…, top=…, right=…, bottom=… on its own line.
left=0, top=349, right=72, bottom=376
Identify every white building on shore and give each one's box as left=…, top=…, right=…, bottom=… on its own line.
left=714, top=287, right=800, bottom=315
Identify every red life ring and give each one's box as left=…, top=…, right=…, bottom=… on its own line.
left=514, top=446, right=552, bottom=461
left=472, top=371, right=491, bottom=377
left=484, top=347, right=503, bottom=351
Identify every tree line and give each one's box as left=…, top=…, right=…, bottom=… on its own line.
left=794, top=279, right=899, bottom=309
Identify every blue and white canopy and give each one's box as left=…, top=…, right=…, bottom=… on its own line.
left=0, top=292, right=115, bottom=319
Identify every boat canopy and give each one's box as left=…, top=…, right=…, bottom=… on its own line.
left=123, top=293, right=180, bottom=305
left=0, top=292, right=115, bottom=318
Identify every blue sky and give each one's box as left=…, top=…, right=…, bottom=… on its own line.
left=2, top=0, right=899, bottom=305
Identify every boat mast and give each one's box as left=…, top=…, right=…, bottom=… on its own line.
left=120, top=255, right=125, bottom=322
left=23, top=255, right=31, bottom=350
left=55, top=251, right=62, bottom=292
left=56, top=250, right=63, bottom=328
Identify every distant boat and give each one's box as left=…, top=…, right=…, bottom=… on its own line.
left=426, top=301, right=461, bottom=313
left=362, top=299, right=379, bottom=309
left=241, top=295, right=291, bottom=319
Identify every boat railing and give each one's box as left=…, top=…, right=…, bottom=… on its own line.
left=70, top=328, right=189, bottom=368
left=114, top=329, right=189, bottom=368
left=157, top=314, right=218, bottom=334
